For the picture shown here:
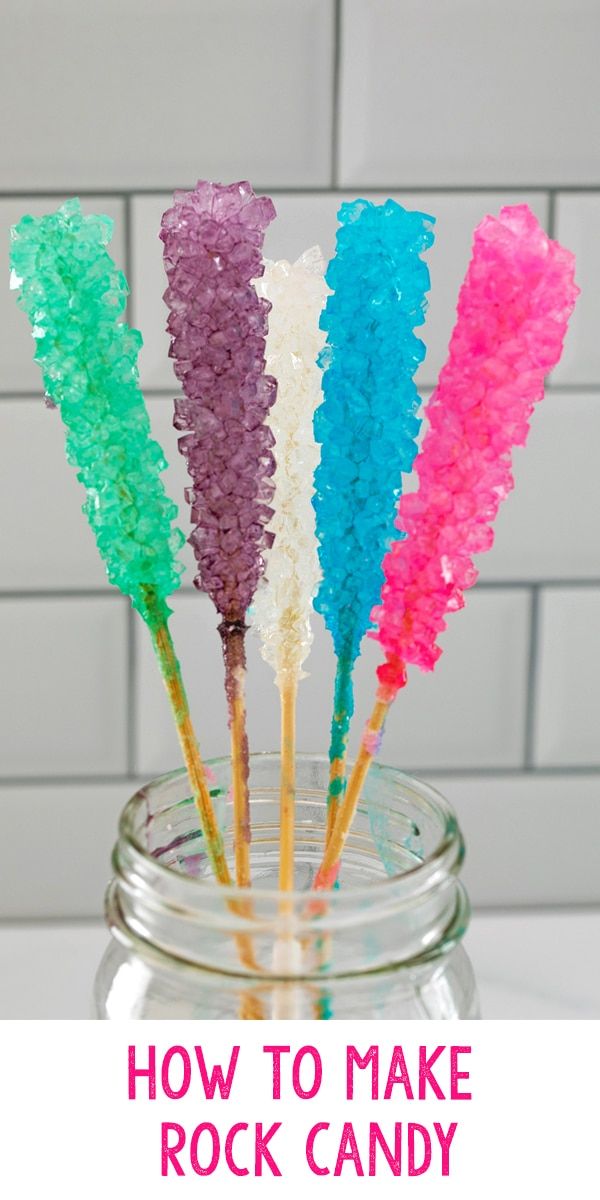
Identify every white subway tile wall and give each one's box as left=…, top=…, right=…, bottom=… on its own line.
left=534, top=588, right=600, bottom=767
left=438, top=774, right=600, bottom=908
left=1, top=0, right=335, bottom=190
left=353, top=590, right=531, bottom=771
left=0, top=597, right=128, bottom=776
left=1, top=1, right=599, bottom=917
left=0, top=783, right=128, bottom=919
left=338, top=0, right=600, bottom=187
left=134, top=588, right=530, bottom=777
left=0, top=400, right=107, bottom=589
left=478, top=393, right=600, bottom=582
left=553, top=194, right=600, bottom=384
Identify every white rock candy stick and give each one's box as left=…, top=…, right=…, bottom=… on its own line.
left=253, top=247, right=327, bottom=911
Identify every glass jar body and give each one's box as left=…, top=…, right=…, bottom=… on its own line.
left=94, top=755, right=479, bottom=1020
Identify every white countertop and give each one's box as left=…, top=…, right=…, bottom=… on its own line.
left=0, top=909, right=598, bottom=1019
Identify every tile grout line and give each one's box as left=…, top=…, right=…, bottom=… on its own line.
left=0, top=589, right=126, bottom=600
left=474, top=579, right=600, bottom=590
left=0, top=776, right=139, bottom=787
left=2, top=382, right=599, bottom=401
left=543, top=383, right=600, bottom=394
left=125, top=604, right=137, bottom=772
left=547, top=190, right=557, bottom=239
left=125, top=604, right=137, bottom=778
left=1, top=579, right=599, bottom=602
left=523, top=585, right=541, bottom=769
left=123, top=191, right=133, bottom=320
left=330, top=0, right=342, bottom=189
left=1, top=185, right=600, bottom=198
left=468, top=901, right=600, bottom=916
left=123, top=194, right=137, bottom=777
left=411, top=764, right=600, bottom=779
left=1, top=764, right=600, bottom=787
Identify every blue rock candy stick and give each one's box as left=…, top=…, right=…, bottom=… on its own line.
left=312, top=198, right=435, bottom=804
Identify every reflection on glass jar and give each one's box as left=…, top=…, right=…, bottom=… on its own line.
left=95, top=754, right=479, bottom=1019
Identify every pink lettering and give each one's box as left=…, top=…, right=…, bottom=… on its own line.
left=369, top=1123, right=402, bottom=1176
left=263, top=1046, right=291, bottom=1099
left=293, top=1046, right=322, bottom=1099
left=194, top=1045, right=239, bottom=1099
left=255, top=1123, right=282, bottom=1176
left=334, top=1123, right=364, bottom=1177
left=408, top=1124, right=432, bottom=1175
left=162, top=1046, right=191, bottom=1099
left=225, top=1123, right=249, bottom=1177
left=384, top=1047, right=414, bottom=1100
left=190, top=1124, right=220, bottom=1176
left=161, top=1123, right=185, bottom=1176
left=306, top=1123, right=330, bottom=1176
left=450, top=1046, right=472, bottom=1099
left=347, top=1045, right=379, bottom=1099
left=128, top=1044, right=156, bottom=1100
left=418, top=1045, right=445, bottom=1099
left=434, top=1122, right=458, bottom=1175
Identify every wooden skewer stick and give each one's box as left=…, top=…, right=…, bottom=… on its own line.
left=324, top=652, right=355, bottom=845
left=279, top=676, right=297, bottom=894
left=219, top=620, right=252, bottom=891
left=325, top=754, right=346, bottom=842
left=217, top=621, right=264, bottom=1008
left=270, top=669, right=301, bottom=1017
left=301, top=694, right=391, bottom=1018
left=230, top=683, right=251, bottom=890
left=150, top=608, right=231, bottom=888
left=217, top=623, right=263, bottom=1000
left=149, top=596, right=262, bottom=999
left=314, top=696, right=390, bottom=891
left=311, top=655, right=355, bottom=1017
left=239, top=992, right=265, bottom=1020
left=300, top=692, right=389, bottom=1020
left=156, top=614, right=262, bottom=998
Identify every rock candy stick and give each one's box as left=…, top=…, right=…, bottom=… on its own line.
left=10, top=199, right=230, bottom=886
left=312, top=199, right=434, bottom=839
left=314, top=204, right=579, bottom=891
left=161, top=181, right=277, bottom=890
left=253, top=248, right=328, bottom=894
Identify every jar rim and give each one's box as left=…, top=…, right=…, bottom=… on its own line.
left=118, top=752, right=464, bottom=909
left=105, top=876, right=471, bottom=981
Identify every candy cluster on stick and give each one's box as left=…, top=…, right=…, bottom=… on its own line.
left=160, top=180, right=277, bottom=890
left=253, top=247, right=328, bottom=893
left=10, top=191, right=580, bottom=1021
left=10, top=199, right=230, bottom=886
left=315, top=204, right=579, bottom=890
left=313, top=198, right=435, bottom=836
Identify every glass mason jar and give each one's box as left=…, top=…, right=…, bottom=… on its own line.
left=94, top=754, right=479, bottom=1019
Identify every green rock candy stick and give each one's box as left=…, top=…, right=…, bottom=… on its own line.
left=10, top=198, right=230, bottom=886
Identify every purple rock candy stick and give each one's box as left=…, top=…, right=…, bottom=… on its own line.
left=160, top=180, right=278, bottom=624
left=161, top=180, right=277, bottom=889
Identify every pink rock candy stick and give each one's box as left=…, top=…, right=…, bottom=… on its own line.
left=316, top=204, right=578, bottom=889
left=373, top=204, right=578, bottom=701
